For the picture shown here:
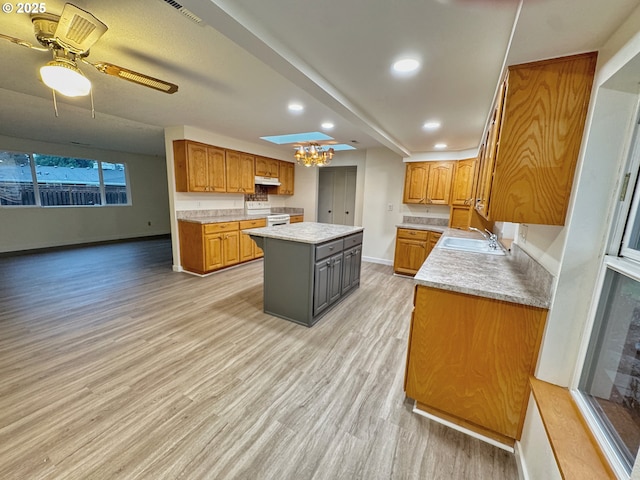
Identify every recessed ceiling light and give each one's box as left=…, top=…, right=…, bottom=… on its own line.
left=321, top=122, right=334, bottom=130
left=392, top=58, right=420, bottom=73
left=423, top=121, right=441, bottom=130
left=434, top=143, right=447, bottom=149
left=288, top=103, right=304, bottom=112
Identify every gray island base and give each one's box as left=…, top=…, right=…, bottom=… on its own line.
left=244, top=222, right=364, bottom=327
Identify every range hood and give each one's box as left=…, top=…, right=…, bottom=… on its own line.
left=255, top=176, right=281, bottom=186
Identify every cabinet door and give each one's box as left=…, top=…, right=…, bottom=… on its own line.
left=255, top=156, right=279, bottom=177
left=206, top=146, right=227, bottom=193
left=313, top=259, right=331, bottom=316
left=226, top=151, right=255, bottom=193
left=204, top=234, right=224, bottom=271
left=351, top=245, right=362, bottom=287
left=393, top=237, right=427, bottom=275
left=222, top=231, right=240, bottom=266
left=451, top=158, right=476, bottom=206
left=449, top=205, right=472, bottom=230
left=276, top=161, right=295, bottom=195
left=239, top=233, right=255, bottom=262
left=328, top=253, right=343, bottom=305
left=426, top=162, right=454, bottom=205
left=341, top=247, right=355, bottom=294
left=426, top=232, right=441, bottom=257
left=403, top=163, right=429, bottom=204
left=186, top=142, right=209, bottom=192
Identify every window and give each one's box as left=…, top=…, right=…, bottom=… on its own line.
left=0, top=151, right=129, bottom=207
left=577, top=121, right=640, bottom=475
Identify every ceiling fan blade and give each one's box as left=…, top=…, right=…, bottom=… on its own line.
left=54, top=3, right=107, bottom=54
left=84, top=60, right=179, bottom=94
left=0, top=33, right=49, bottom=52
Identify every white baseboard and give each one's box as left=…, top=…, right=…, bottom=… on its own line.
left=514, top=441, right=529, bottom=480
left=412, top=403, right=515, bottom=453
left=362, top=256, right=393, bottom=266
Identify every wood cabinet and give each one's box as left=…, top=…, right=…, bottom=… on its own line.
left=451, top=158, right=476, bottom=206
left=173, top=140, right=226, bottom=193
left=403, top=161, right=454, bottom=205
left=179, top=219, right=266, bottom=274
left=225, top=150, right=255, bottom=194
left=405, top=285, right=547, bottom=444
left=255, top=156, right=279, bottom=177
left=449, top=205, right=473, bottom=230
left=239, top=218, right=267, bottom=261
left=276, top=161, right=295, bottom=195
left=290, top=214, right=304, bottom=223
left=393, top=228, right=440, bottom=276
left=475, top=52, right=597, bottom=225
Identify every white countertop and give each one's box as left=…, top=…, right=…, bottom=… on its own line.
left=243, top=222, right=364, bottom=244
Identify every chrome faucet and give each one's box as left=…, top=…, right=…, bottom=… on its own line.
left=469, top=227, right=500, bottom=250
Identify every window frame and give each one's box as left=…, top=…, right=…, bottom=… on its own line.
left=571, top=108, right=640, bottom=478
left=0, top=150, right=131, bottom=208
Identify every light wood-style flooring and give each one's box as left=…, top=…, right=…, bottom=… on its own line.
left=0, top=238, right=518, bottom=479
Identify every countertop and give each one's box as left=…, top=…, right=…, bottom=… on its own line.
left=243, top=222, right=364, bottom=245
left=414, top=229, right=552, bottom=308
left=396, top=223, right=447, bottom=233
left=179, top=214, right=270, bottom=224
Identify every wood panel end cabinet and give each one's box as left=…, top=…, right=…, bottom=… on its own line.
left=405, top=285, right=548, bottom=444
left=394, top=228, right=441, bottom=276
left=475, top=52, right=598, bottom=225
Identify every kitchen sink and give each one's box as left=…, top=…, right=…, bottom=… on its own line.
left=438, top=236, right=506, bottom=255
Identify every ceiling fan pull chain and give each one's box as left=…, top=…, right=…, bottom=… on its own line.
left=51, top=90, right=59, bottom=118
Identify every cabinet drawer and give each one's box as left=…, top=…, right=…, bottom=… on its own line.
left=397, top=228, right=429, bottom=241
left=204, top=222, right=239, bottom=234
left=239, top=218, right=267, bottom=229
left=316, top=239, right=344, bottom=261
left=290, top=215, right=304, bottom=223
left=343, top=232, right=363, bottom=249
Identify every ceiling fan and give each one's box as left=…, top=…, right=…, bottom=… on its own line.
left=0, top=3, right=178, bottom=113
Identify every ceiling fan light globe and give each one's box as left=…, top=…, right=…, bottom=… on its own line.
left=40, top=60, right=91, bottom=97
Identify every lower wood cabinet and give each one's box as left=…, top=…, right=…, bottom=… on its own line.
left=393, top=228, right=441, bottom=275
left=404, top=285, right=548, bottom=444
left=239, top=219, right=267, bottom=261
left=290, top=214, right=304, bottom=223
left=179, top=218, right=265, bottom=274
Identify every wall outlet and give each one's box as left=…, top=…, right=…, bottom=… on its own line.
left=387, top=203, right=393, bottom=211
left=519, top=224, right=528, bottom=244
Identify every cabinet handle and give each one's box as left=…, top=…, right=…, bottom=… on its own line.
left=409, top=231, right=416, bottom=235
left=329, top=246, right=334, bottom=251
left=326, top=261, right=331, bottom=266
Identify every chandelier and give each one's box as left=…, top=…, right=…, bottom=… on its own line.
left=294, top=143, right=335, bottom=167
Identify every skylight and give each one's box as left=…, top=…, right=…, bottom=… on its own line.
left=260, top=132, right=334, bottom=145
left=327, top=144, right=356, bottom=151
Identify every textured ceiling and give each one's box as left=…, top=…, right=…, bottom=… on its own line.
left=0, top=0, right=638, bottom=158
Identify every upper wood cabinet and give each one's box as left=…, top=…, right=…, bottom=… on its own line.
left=225, top=150, right=255, bottom=194
left=173, top=140, right=226, bottom=193
left=403, top=161, right=454, bottom=205
left=255, top=156, right=280, bottom=177
left=476, top=52, right=597, bottom=225
left=276, top=161, right=295, bottom=195
left=451, top=158, right=477, bottom=206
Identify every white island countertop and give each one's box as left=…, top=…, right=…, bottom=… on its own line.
left=243, top=222, right=364, bottom=244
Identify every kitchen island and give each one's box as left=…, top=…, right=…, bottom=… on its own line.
left=243, top=222, right=364, bottom=327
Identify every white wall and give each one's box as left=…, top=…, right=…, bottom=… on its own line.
left=361, top=147, right=405, bottom=264
left=0, top=134, right=170, bottom=253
